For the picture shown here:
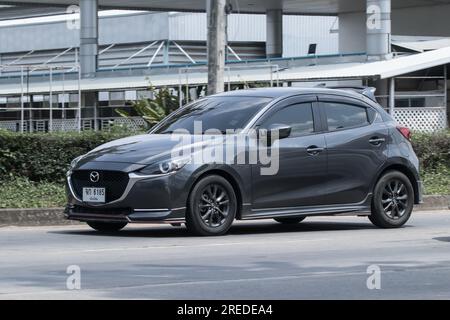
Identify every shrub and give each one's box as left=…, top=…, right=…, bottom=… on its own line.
left=411, top=130, right=450, bottom=170
left=411, top=130, right=449, bottom=195
left=422, top=164, right=450, bottom=195
left=0, top=128, right=134, bottom=183
left=0, top=177, right=65, bottom=208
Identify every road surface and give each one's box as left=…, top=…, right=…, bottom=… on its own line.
left=1, top=210, right=450, bottom=299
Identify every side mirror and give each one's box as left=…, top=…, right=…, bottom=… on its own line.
left=268, top=124, right=292, bottom=140
left=258, top=124, right=291, bottom=146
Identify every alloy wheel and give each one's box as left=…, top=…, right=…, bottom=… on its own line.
left=198, top=184, right=230, bottom=228
left=381, top=179, right=409, bottom=219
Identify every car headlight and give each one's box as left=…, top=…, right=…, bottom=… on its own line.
left=139, top=157, right=190, bottom=175
left=67, top=155, right=84, bottom=177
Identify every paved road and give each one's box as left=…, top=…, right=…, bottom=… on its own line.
left=1, top=210, right=450, bottom=299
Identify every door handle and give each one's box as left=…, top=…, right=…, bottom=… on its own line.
left=369, top=137, right=386, bottom=146
left=306, top=146, right=324, bottom=156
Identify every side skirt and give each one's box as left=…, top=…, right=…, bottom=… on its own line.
left=241, top=194, right=372, bottom=220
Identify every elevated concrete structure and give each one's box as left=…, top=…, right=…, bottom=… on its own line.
left=80, top=0, right=98, bottom=78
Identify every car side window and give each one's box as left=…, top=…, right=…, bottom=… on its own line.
left=260, top=103, right=314, bottom=137
left=323, top=102, right=369, bottom=131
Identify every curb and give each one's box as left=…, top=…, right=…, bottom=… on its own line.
left=417, top=195, right=450, bottom=211
left=0, top=208, right=78, bottom=227
left=0, top=196, right=449, bottom=227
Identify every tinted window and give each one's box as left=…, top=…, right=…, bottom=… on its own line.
left=367, top=107, right=377, bottom=123
left=153, top=96, right=271, bottom=134
left=261, top=103, right=314, bottom=137
left=324, top=102, right=369, bottom=131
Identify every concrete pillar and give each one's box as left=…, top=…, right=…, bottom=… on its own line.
left=80, top=0, right=98, bottom=78
left=389, top=78, right=395, bottom=115
left=206, top=0, right=226, bottom=95
left=366, top=0, right=392, bottom=61
left=266, top=9, right=283, bottom=58
left=338, top=12, right=366, bottom=54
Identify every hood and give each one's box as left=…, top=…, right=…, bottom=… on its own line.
left=78, top=133, right=221, bottom=166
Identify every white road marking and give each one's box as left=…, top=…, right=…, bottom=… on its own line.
left=79, top=238, right=331, bottom=253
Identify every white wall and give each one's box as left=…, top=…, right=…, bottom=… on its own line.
left=338, top=12, right=366, bottom=54
left=0, top=12, right=170, bottom=53
left=0, top=11, right=339, bottom=57
left=283, top=15, right=339, bottom=57
left=169, top=12, right=339, bottom=57
left=392, top=4, right=450, bottom=37
left=168, top=12, right=266, bottom=42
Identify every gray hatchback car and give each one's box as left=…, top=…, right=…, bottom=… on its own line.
left=66, top=87, right=423, bottom=236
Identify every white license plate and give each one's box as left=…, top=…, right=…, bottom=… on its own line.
left=82, top=187, right=106, bottom=203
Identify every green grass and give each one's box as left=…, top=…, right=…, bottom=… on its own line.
left=0, top=177, right=66, bottom=209
left=422, top=165, right=450, bottom=196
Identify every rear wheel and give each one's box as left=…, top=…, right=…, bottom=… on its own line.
left=369, top=171, right=414, bottom=228
left=274, top=217, right=306, bottom=224
left=87, top=221, right=127, bottom=232
left=186, top=175, right=237, bottom=236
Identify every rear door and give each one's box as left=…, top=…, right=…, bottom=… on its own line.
left=318, top=94, right=389, bottom=205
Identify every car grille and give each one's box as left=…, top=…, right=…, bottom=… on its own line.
left=71, top=170, right=129, bottom=203
left=71, top=205, right=132, bottom=216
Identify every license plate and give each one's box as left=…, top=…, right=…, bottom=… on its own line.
left=82, top=187, right=106, bottom=203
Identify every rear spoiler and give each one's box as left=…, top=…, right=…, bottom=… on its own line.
left=315, top=84, right=378, bottom=102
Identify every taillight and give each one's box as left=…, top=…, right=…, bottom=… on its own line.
left=397, top=126, right=412, bottom=141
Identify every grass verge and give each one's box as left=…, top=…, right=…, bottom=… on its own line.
left=422, top=165, right=450, bottom=196
left=0, top=178, right=66, bottom=209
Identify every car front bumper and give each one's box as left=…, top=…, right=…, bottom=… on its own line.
left=65, top=170, right=189, bottom=224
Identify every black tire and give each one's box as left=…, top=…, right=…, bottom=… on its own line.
left=369, top=170, right=414, bottom=228
left=186, top=175, right=237, bottom=236
left=87, top=221, right=127, bottom=232
left=274, top=217, right=306, bottom=224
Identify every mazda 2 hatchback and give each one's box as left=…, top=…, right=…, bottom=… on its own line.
left=66, top=87, right=423, bottom=236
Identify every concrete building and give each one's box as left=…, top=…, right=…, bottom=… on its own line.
left=0, top=0, right=448, bottom=132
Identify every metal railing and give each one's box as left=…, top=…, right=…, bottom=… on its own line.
left=0, top=63, right=82, bottom=133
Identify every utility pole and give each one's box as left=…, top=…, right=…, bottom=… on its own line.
left=206, top=0, right=226, bottom=95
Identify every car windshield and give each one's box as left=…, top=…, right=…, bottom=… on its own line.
left=153, top=96, right=272, bottom=134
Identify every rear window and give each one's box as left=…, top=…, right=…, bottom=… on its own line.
left=323, top=102, right=369, bottom=131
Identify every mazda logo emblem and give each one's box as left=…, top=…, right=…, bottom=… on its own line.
left=90, top=171, right=100, bottom=183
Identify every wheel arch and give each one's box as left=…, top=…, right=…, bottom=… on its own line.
left=373, top=163, right=420, bottom=204
left=187, top=168, right=245, bottom=219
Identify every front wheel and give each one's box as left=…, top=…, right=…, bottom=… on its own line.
left=186, top=175, right=237, bottom=236
left=87, top=221, right=127, bottom=232
left=369, top=171, right=414, bottom=228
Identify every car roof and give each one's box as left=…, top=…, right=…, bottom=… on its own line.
left=213, top=87, right=370, bottom=101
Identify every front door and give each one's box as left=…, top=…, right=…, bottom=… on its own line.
left=251, top=95, right=328, bottom=209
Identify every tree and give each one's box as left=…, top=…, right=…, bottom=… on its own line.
left=115, top=86, right=179, bottom=129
